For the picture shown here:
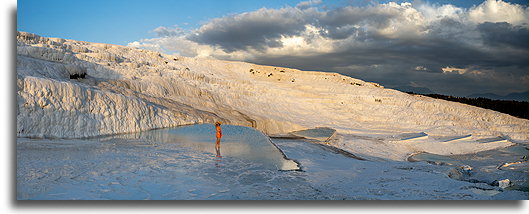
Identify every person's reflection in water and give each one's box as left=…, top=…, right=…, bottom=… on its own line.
left=215, top=142, right=222, bottom=158
left=214, top=121, right=222, bottom=167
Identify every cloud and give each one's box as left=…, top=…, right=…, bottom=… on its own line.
left=468, top=0, right=528, bottom=25
left=296, top=0, right=322, bottom=9
left=477, top=22, right=528, bottom=49
left=153, top=26, right=185, bottom=37
left=128, top=0, right=528, bottom=96
left=187, top=7, right=318, bottom=52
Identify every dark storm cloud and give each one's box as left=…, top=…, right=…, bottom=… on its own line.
left=187, top=7, right=318, bottom=52
left=478, top=22, right=528, bottom=49
left=318, top=5, right=396, bottom=33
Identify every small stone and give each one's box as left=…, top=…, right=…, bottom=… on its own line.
left=448, top=166, right=472, bottom=180
left=498, top=179, right=511, bottom=189
left=461, top=165, right=472, bottom=172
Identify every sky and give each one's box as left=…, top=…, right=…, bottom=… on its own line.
left=17, top=0, right=528, bottom=97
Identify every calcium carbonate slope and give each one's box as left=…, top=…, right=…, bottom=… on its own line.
left=16, top=32, right=527, bottom=160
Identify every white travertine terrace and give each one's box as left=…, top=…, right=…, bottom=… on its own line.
left=16, top=32, right=527, bottom=160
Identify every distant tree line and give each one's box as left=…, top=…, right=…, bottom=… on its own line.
left=405, top=92, right=528, bottom=119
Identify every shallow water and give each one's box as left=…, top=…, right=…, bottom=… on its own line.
left=17, top=124, right=303, bottom=200
left=113, top=124, right=300, bottom=171
left=290, top=127, right=336, bottom=142
left=16, top=124, right=529, bottom=200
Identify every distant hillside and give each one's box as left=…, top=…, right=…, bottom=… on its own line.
left=467, top=91, right=528, bottom=102
left=406, top=92, right=528, bottom=119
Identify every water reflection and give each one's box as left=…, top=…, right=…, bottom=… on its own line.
left=215, top=141, right=222, bottom=158
left=108, top=124, right=299, bottom=171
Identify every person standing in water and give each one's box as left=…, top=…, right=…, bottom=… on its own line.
left=215, top=121, right=222, bottom=158
left=215, top=121, right=223, bottom=141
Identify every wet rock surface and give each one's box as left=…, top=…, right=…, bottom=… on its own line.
left=408, top=144, right=528, bottom=193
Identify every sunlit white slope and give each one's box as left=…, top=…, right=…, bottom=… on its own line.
left=16, top=32, right=527, bottom=160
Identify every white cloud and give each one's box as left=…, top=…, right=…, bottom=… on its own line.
left=468, top=0, right=528, bottom=25
left=296, top=0, right=323, bottom=9
left=128, top=40, right=162, bottom=52
left=416, top=3, right=465, bottom=23
left=256, top=24, right=335, bottom=57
